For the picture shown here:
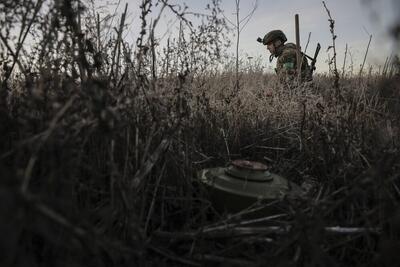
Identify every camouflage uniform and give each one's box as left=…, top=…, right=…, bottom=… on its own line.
left=275, top=43, right=311, bottom=85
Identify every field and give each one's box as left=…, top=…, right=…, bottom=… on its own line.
left=1, top=1, right=400, bottom=266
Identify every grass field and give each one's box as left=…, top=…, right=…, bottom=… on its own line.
left=1, top=0, right=400, bottom=266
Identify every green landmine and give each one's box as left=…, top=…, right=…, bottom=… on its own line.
left=198, top=160, right=304, bottom=214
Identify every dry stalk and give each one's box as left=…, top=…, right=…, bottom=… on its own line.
left=21, top=94, right=77, bottom=194
left=322, top=1, right=340, bottom=93
left=144, top=162, right=166, bottom=234
left=130, top=138, right=170, bottom=191
left=342, top=43, right=348, bottom=77
left=1, top=0, right=44, bottom=81
left=109, top=3, right=128, bottom=83
left=359, top=34, right=372, bottom=77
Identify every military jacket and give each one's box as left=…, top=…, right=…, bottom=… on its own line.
left=275, top=43, right=311, bottom=85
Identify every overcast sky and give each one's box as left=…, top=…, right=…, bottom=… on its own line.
left=100, top=0, right=399, bottom=73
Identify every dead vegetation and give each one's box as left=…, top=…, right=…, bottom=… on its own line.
left=1, top=0, right=400, bottom=266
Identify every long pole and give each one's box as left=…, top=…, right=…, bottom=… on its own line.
left=295, top=14, right=301, bottom=79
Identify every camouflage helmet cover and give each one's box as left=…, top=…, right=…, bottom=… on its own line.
left=262, top=30, right=287, bottom=45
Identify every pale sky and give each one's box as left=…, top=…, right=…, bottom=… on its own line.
left=94, top=0, right=400, bottom=73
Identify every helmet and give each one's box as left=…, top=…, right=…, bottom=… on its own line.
left=262, top=30, right=287, bottom=45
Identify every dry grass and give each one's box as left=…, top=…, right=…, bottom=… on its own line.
left=1, top=0, right=400, bottom=266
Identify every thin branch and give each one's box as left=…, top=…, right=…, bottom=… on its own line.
left=239, top=0, right=258, bottom=32
left=221, top=12, right=236, bottom=27
left=0, top=33, right=26, bottom=77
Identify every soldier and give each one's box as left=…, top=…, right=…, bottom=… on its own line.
left=259, top=30, right=312, bottom=86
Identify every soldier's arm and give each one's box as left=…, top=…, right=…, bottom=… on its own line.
left=276, top=50, right=297, bottom=82
left=279, top=50, right=297, bottom=72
